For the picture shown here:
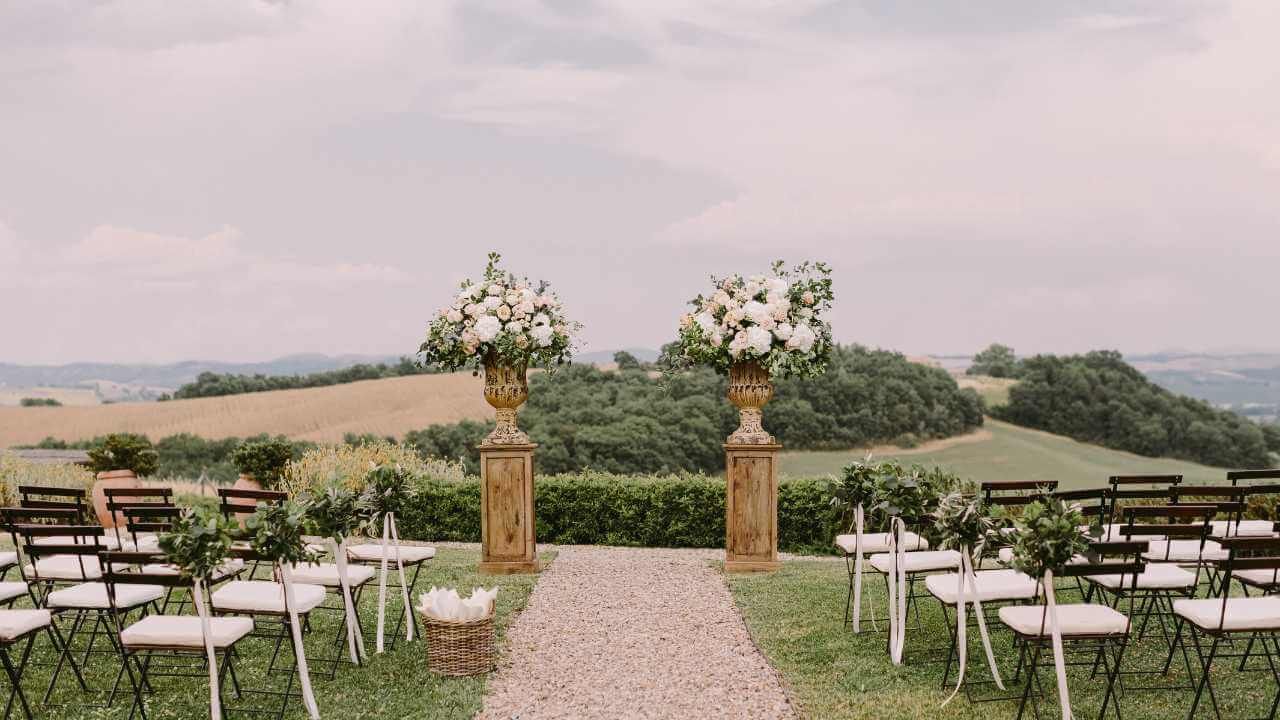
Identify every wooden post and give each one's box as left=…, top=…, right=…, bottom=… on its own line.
left=478, top=442, right=539, bottom=574
left=724, top=442, right=781, bottom=573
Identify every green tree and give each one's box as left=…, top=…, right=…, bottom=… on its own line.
left=613, top=351, right=643, bottom=371
left=968, top=343, right=1022, bottom=378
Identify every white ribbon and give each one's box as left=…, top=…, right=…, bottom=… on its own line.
left=191, top=578, right=221, bottom=720
left=852, top=504, right=865, bottom=633
left=942, top=547, right=1005, bottom=707
left=887, top=516, right=909, bottom=665
left=279, top=564, right=320, bottom=719
left=330, top=538, right=366, bottom=663
left=375, top=512, right=414, bottom=653
left=1043, top=568, right=1072, bottom=720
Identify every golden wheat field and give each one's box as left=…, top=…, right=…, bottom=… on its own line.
left=0, top=373, right=490, bottom=446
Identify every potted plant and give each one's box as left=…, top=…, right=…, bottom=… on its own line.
left=420, top=252, right=580, bottom=445
left=304, top=483, right=375, bottom=662
left=87, top=433, right=159, bottom=527
left=670, top=260, right=834, bottom=444
left=157, top=505, right=236, bottom=720
left=231, top=437, right=295, bottom=492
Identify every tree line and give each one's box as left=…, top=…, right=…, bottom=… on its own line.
left=164, top=357, right=435, bottom=399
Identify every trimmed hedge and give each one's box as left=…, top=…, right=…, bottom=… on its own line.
left=396, top=471, right=844, bottom=555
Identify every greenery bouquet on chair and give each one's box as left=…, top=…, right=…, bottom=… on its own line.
left=361, top=463, right=415, bottom=653
left=420, top=252, right=581, bottom=445
left=246, top=500, right=320, bottom=720
left=304, top=484, right=375, bottom=664
left=933, top=490, right=1004, bottom=703
left=671, top=260, right=834, bottom=444
left=829, top=458, right=887, bottom=633
left=158, top=506, right=236, bottom=720
left=871, top=464, right=930, bottom=665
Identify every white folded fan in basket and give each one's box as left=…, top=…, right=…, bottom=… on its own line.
left=419, top=586, right=497, bottom=622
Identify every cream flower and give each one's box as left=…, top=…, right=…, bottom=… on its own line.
left=694, top=312, right=717, bottom=334
left=801, top=291, right=815, bottom=306
left=790, top=323, right=817, bottom=352
left=532, top=313, right=551, bottom=326
left=504, top=290, right=521, bottom=306
left=766, top=277, right=788, bottom=295
left=531, top=324, right=554, bottom=347
left=474, top=315, right=501, bottom=342
left=487, top=283, right=503, bottom=296
left=742, top=300, right=771, bottom=326
left=465, top=303, right=483, bottom=317
left=774, top=323, right=794, bottom=341
left=446, top=309, right=464, bottom=323
left=496, top=304, right=512, bottom=321
left=505, top=320, right=523, bottom=333
left=746, top=326, right=773, bottom=355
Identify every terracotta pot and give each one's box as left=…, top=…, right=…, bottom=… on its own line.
left=726, top=360, right=776, bottom=445
left=482, top=357, right=530, bottom=445
left=232, top=474, right=262, bottom=492
left=92, top=469, right=142, bottom=528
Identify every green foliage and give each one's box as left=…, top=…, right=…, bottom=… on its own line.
left=1009, top=496, right=1089, bottom=579
left=245, top=500, right=316, bottom=566
left=86, top=433, right=159, bottom=476
left=170, top=357, right=433, bottom=400
left=158, top=505, right=235, bottom=580
left=613, top=351, right=644, bottom=370
left=827, top=458, right=890, bottom=523
left=994, top=350, right=1272, bottom=468
left=362, top=463, right=411, bottom=519
left=403, top=420, right=493, bottom=475
left=932, top=491, right=995, bottom=557
left=303, top=484, right=375, bottom=542
left=394, top=471, right=846, bottom=555
left=967, top=343, right=1022, bottom=378
left=1263, top=423, right=1280, bottom=456
left=19, top=397, right=61, bottom=407
left=231, top=437, right=296, bottom=489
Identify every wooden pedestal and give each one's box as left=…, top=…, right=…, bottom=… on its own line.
left=478, top=443, right=540, bottom=575
left=724, top=443, right=781, bottom=573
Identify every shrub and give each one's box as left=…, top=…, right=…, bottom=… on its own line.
left=282, top=439, right=464, bottom=497
left=86, top=433, right=160, bottom=476
left=0, top=453, right=96, bottom=506
left=19, top=397, right=61, bottom=407
left=231, top=437, right=296, bottom=489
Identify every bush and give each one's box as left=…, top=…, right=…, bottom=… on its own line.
left=994, top=350, right=1272, bottom=468
left=0, top=453, right=96, bottom=506
left=231, top=437, right=296, bottom=489
left=282, top=439, right=465, bottom=497
left=394, top=470, right=844, bottom=555
left=86, top=433, right=160, bottom=476
left=967, top=343, right=1022, bottom=378
left=19, top=397, right=61, bottom=407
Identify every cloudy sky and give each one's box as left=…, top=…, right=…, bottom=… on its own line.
left=2, top=0, right=1277, bottom=364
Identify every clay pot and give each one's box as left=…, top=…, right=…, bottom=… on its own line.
left=232, top=474, right=262, bottom=492
left=92, top=469, right=142, bottom=528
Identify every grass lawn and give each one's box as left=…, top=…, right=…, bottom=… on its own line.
left=779, top=419, right=1227, bottom=489
left=23, top=547, right=550, bottom=720
left=727, top=558, right=1279, bottom=720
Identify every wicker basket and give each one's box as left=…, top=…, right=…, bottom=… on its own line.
left=420, top=609, right=495, bottom=676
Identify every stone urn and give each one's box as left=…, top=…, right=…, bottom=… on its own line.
left=726, top=361, right=776, bottom=445
left=92, top=469, right=143, bottom=528
left=482, top=357, right=530, bottom=445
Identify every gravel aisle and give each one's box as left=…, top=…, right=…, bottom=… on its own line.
left=478, top=546, right=795, bottom=720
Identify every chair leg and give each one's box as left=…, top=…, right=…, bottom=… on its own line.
left=843, top=555, right=854, bottom=626
left=122, top=651, right=149, bottom=720
left=1016, top=639, right=1042, bottom=720
left=1186, top=628, right=1220, bottom=720
left=1, top=644, right=34, bottom=720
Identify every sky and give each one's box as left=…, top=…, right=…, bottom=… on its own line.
left=1, top=0, right=1277, bottom=365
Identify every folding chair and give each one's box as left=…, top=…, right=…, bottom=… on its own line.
left=17, top=487, right=88, bottom=523
left=0, top=608, right=85, bottom=720
left=101, top=487, right=174, bottom=552
left=1171, top=537, right=1280, bottom=720
left=999, top=541, right=1145, bottom=720
left=117, top=506, right=245, bottom=613
left=100, top=551, right=255, bottom=720
left=983, top=482, right=1058, bottom=567
left=928, top=564, right=1039, bottom=698
left=868, top=513, right=961, bottom=644
left=1108, top=474, right=1181, bottom=532
left=345, top=541, right=436, bottom=648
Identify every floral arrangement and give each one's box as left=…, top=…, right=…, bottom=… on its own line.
left=1008, top=496, right=1090, bottom=579
left=158, top=505, right=236, bottom=580
left=303, top=484, right=375, bottom=543
left=361, top=463, right=412, bottom=519
left=932, top=491, right=996, bottom=558
left=673, top=260, right=834, bottom=378
left=828, top=458, right=887, bottom=520
left=246, top=500, right=317, bottom=566
left=420, top=252, right=580, bottom=372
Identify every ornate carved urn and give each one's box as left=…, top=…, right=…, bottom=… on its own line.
left=726, top=360, right=776, bottom=445
left=482, top=357, right=530, bottom=445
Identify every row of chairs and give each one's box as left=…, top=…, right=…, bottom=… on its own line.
left=0, top=484, right=436, bottom=719
left=835, top=469, right=1280, bottom=719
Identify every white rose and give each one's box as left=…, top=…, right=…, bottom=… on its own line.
left=474, top=315, right=501, bottom=342
left=504, top=290, right=521, bottom=306
left=487, top=284, right=503, bottom=296
left=694, top=312, right=717, bottom=334
left=770, top=304, right=789, bottom=322
left=746, top=326, right=773, bottom=356
left=801, top=290, right=815, bottom=306
left=505, top=320, right=524, bottom=333
left=766, top=278, right=788, bottom=295
left=530, top=324, right=554, bottom=347
left=532, top=313, right=551, bottom=326
left=709, top=332, right=724, bottom=347
left=713, top=290, right=731, bottom=306
left=774, top=323, right=793, bottom=341
left=471, top=285, right=485, bottom=300
left=496, top=304, right=512, bottom=321
left=447, top=309, right=464, bottom=323
left=679, top=314, right=693, bottom=329
left=790, top=323, right=816, bottom=352
left=484, top=296, right=502, bottom=310
left=517, top=301, right=535, bottom=317
left=724, top=309, right=744, bottom=327
left=465, top=303, right=482, bottom=317
left=742, top=300, right=771, bottom=326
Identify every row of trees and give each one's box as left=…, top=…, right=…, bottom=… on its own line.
left=165, top=357, right=433, bottom=399
left=994, top=350, right=1273, bottom=468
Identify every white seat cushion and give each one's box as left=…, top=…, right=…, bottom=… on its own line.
left=0, top=552, right=17, bottom=569
left=1235, top=568, right=1280, bottom=587
left=286, top=563, right=376, bottom=588
left=346, top=544, right=436, bottom=563
left=1083, top=524, right=1160, bottom=544
left=121, top=615, right=254, bottom=649
left=1173, top=596, right=1280, bottom=631
left=1144, top=540, right=1227, bottom=562
left=25, top=556, right=103, bottom=580
left=0, top=582, right=27, bottom=604
left=32, top=535, right=122, bottom=550
left=998, top=548, right=1090, bottom=566
left=835, top=532, right=928, bottom=555
left=47, top=582, right=164, bottom=610
left=1210, top=520, right=1277, bottom=538
left=305, top=543, right=328, bottom=556
left=211, top=581, right=325, bottom=615
left=869, top=550, right=961, bottom=574
left=122, top=534, right=161, bottom=552
left=0, top=610, right=51, bottom=641
left=1090, top=563, right=1197, bottom=590
left=925, top=569, right=1038, bottom=605
left=136, top=559, right=245, bottom=581
left=999, top=604, right=1130, bottom=636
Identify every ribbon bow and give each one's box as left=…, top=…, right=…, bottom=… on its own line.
left=887, top=516, right=909, bottom=664
left=331, top=537, right=367, bottom=663
left=375, top=512, right=414, bottom=653
left=941, top=545, right=1005, bottom=706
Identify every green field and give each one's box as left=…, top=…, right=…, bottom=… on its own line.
left=778, top=418, right=1228, bottom=489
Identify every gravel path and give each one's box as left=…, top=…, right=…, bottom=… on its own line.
left=478, top=546, right=796, bottom=720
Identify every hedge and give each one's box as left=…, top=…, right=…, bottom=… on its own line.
left=396, top=470, right=846, bottom=555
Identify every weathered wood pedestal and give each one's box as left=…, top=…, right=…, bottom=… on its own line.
left=723, top=442, right=781, bottom=573
left=478, top=442, right=540, bottom=575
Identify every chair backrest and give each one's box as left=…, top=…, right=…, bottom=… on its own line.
left=1121, top=505, right=1215, bottom=575
left=1214, top=537, right=1280, bottom=630
left=103, top=487, right=174, bottom=546
left=1170, top=485, right=1246, bottom=527
left=15, top=524, right=106, bottom=584
left=1053, top=488, right=1111, bottom=525
left=17, top=486, right=88, bottom=522
left=1229, top=470, right=1280, bottom=488
left=1107, top=475, right=1180, bottom=522
left=121, top=506, right=181, bottom=550
left=218, top=487, right=285, bottom=520
left=981, top=481, right=1058, bottom=507
left=0, top=506, right=78, bottom=554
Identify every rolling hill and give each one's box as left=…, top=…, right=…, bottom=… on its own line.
left=0, top=372, right=490, bottom=447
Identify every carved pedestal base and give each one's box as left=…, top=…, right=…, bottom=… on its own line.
left=724, top=442, right=781, bottom=573
left=478, top=443, right=540, bottom=575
